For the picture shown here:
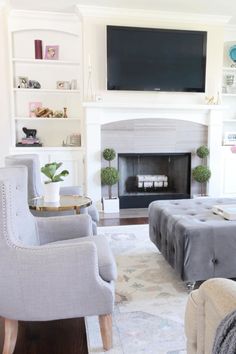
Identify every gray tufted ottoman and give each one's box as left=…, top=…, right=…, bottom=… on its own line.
left=149, top=197, right=236, bottom=284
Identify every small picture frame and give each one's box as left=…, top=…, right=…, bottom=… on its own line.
left=223, top=131, right=236, bottom=145
left=44, top=45, right=59, bottom=60
left=18, top=76, right=29, bottom=88
left=56, top=81, right=70, bottom=90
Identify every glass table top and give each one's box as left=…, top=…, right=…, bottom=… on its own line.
left=29, top=195, right=92, bottom=212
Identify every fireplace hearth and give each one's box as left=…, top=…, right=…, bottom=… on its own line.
left=118, top=153, right=191, bottom=208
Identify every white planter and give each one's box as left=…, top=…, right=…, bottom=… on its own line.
left=44, top=182, right=61, bottom=202
left=103, top=197, right=119, bottom=213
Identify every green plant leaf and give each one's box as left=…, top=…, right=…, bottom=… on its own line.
left=41, top=162, right=69, bottom=182
left=192, top=165, right=211, bottom=183
left=101, top=167, right=119, bottom=186
left=103, top=148, right=116, bottom=161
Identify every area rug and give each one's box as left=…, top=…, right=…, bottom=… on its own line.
left=86, top=224, right=188, bottom=354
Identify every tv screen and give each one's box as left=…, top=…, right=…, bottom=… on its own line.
left=107, top=26, right=207, bottom=92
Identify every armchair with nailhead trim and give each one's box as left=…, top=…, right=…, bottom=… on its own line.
left=5, top=154, right=99, bottom=234
left=0, top=166, right=116, bottom=353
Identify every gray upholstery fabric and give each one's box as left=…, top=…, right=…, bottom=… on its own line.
left=5, top=154, right=43, bottom=198
left=54, top=236, right=117, bottom=282
left=5, top=154, right=99, bottom=234
left=149, top=198, right=236, bottom=282
left=0, top=166, right=115, bottom=321
left=36, top=214, right=93, bottom=244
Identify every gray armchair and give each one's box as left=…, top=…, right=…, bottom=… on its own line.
left=0, top=166, right=117, bottom=353
left=5, top=154, right=99, bottom=234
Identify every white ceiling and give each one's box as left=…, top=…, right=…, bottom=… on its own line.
left=6, top=0, right=236, bottom=24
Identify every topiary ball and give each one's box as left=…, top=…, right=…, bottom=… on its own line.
left=192, top=165, right=211, bottom=183
left=103, top=148, right=116, bottom=161
left=196, top=145, right=209, bottom=159
left=101, top=167, right=119, bottom=186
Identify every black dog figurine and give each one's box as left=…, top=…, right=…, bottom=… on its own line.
left=22, top=127, right=37, bottom=138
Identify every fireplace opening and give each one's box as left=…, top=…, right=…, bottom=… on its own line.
left=118, top=153, right=191, bottom=208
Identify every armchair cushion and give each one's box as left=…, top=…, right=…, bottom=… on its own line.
left=36, top=214, right=93, bottom=245
left=54, top=235, right=117, bottom=282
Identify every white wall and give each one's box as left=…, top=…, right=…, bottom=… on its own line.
left=80, top=7, right=225, bottom=105
left=0, top=5, right=11, bottom=165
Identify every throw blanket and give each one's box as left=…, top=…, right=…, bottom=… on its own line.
left=212, top=310, right=236, bottom=354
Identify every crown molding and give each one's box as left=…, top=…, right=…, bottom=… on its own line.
left=8, top=9, right=81, bottom=34
left=9, top=9, right=78, bottom=22
left=76, top=5, right=231, bottom=25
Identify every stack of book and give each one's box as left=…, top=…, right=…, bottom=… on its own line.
left=16, top=137, right=42, bottom=147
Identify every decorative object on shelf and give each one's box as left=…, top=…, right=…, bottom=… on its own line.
left=41, top=162, right=69, bottom=202
left=101, top=148, right=120, bottom=213
left=192, top=145, right=211, bottom=196
left=63, top=107, right=68, bottom=118
left=56, top=80, right=70, bottom=90
left=229, top=45, right=236, bottom=67
left=34, top=39, right=43, bottom=59
left=28, top=80, right=41, bottom=89
left=29, top=101, right=42, bottom=117
left=71, top=79, right=77, bottom=90
left=35, top=107, right=53, bottom=118
left=44, top=45, right=59, bottom=60
left=17, top=76, right=29, bottom=88
left=205, top=93, right=221, bottom=105
left=224, top=132, right=236, bottom=146
left=53, top=110, right=64, bottom=118
left=205, top=96, right=215, bottom=104
left=16, top=126, right=42, bottom=147
left=62, top=134, right=81, bottom=147
left=225, top=74, right=235, bottom=93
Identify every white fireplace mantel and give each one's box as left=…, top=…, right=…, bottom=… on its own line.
left=83, top=102, right=225, bottom=208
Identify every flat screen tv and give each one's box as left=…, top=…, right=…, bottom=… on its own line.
left=107, top=25, right=207, bottom=92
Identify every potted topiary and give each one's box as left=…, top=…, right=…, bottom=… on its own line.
left=41, top=162, right=69, bottom=202
left=192, top=145, right=211, bottom=196
left=101, top=148, right=119, bottom=213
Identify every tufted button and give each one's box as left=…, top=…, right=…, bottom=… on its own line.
left=200, top=219, right=206, bottom=222
left=212, top=258, right=218, bottom=264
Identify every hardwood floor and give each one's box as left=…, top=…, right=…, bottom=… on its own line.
left=98, top=208, right=148, bottom=226
left=98, top=216, right=148, bottom=226
left=0, top=318, right=88, bottom=354
left=0, top=209, right=147, bottom=354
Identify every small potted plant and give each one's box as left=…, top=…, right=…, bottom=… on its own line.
left=101, top=148, right=119, bottom=213
left=192, top=145, right=211, bottom=196
left=41, top=162, right=69, bottom=202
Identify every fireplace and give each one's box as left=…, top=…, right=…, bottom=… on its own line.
left=83, top=102, right=223, bottom=210
left=118, top=153, right=191, bottom=208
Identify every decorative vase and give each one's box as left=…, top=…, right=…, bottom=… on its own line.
left=43, top=182, right=60, bottom=202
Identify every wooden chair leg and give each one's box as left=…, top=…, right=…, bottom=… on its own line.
left=2, top=318, right=18, bottom=354
left=99, top=314, right=112, bottom=351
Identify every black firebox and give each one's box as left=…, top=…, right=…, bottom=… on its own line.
left=118, top=153, right=191, bottom=208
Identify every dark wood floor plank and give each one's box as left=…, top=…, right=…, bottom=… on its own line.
left=98, top=217, right=148, bottom=226
left=0, top=318, right=88, bottom=354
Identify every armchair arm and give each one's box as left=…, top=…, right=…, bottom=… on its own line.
left=35, top=214, right=93, bottom=244
left=80, top=205, right=99, bottom=223
left=185, top=278, right=236, bottom=354
left=199, top=278, right=236, bottom=317
left=10, top=241, right=114, bottom=321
